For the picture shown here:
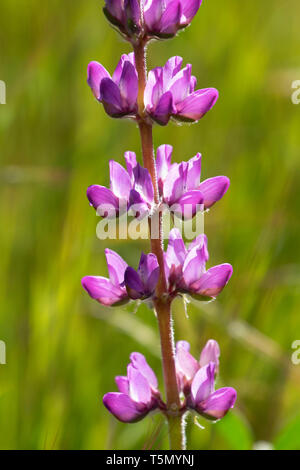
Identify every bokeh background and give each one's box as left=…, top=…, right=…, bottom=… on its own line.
left=0, top=0, right=300, bottom=450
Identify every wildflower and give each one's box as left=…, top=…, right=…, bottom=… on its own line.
left=82, top=249, right=159, bottom=306
left=164, top=228, right=233, bottom=300
left=87, top=151, right=154, bottom=219
left=103, top=352, right=163, bottom=422
left=87, top=53, right=138, bottom=118
left=144, top=0, right=203, bottom=39
left=156, top=144, right=230, bottom=216
left=145, top=56, right=218, bottom=125
left=103, top=0, right=142, bottom=39
left=176, top=341, right=236, bottom=420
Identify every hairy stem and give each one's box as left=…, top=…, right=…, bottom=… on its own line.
left=133, top=40, right=185, bottom=450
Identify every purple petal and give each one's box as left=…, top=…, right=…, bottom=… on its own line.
left=87, top=61, right=110, bottom=100
left=144, top=67, right=163, bottom=110
left=174, top=190, right=204, bottom=219
left=115, top=376, right=129, bottom=394
left=103, top=392, right=144, bottom=423
left=165, top=228, right=187, bottom=271
left=160, top=0, right=182, bottom=35
left=163, top=161, right=188, bottom=204
left=198, top=387, right=237, bottom=420
left=199, top=176, right=230, bottom=209
left=124, top=266, right=145, bottom=299
left=87, top=185, right=119, bottom=217
left=182, top=243, right=208, bottom=287
left=130, top=352, right=158, bottom=390
left=180, top=0, right=202, bottom=23
left=138, top=253, right=159, bottom=294
left=152, top=91, right=175, bottom=125
left=176, top=340, right=190, bottom=352
left=112, top=54, right=131, bottom=85
left=128, top=364, right=152, bottom=405
left=124, top=151, right=137, bottom=183
left=109, top=160, right=132, bottom=200
left=162, top=56, right=183, bottom=84
left=169, top=64, right=192, bottom=104
left=132, top=163, right=154, bottom=205
left=188, top=233, right=208, bottom=256
left=191, top=363, right=215, bottom=404
left=100, top=78, right=123, bottom=117
left=105, top=248, right=128, bottom=286
left=104, top=0, right=125, bottom=24
left=186, top=153, right=202, bottom=191
left=81, top=276, right=127, bottom=306
left=156, top=144, right=173, bottom=191
left=124, top=0, right=141, bottom=29
left=176, top=88, right=219, bottom=121
left=191, top=264, right=233, bottom=297
left=176, top=342, right=199, bottom=381
left=200, top=340, right=220, bottom=373
left=128, top=189, right=150, bottom=219
left=119, top=61, right=138, bottom=110
left=144, top=0, right=165, bottom=30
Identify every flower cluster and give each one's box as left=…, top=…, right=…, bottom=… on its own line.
left=82, top=228, right=232, bottom=308
left=87, top=145, right=229, bottom=220
left=103, top=0, right=203, bottom=40
left=104, top=341, right=236, bottom=423
left=87, top=55, right=218, bottom=124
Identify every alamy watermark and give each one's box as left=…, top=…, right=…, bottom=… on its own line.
left=0, top=340, right=6, bottom=365
left=0, top=80, right=6, bottom=104
left=291, top=340, right=300, bottom=365
left=95, top=202, right=205, bottom=240
left=291, top=80, right=300, bottom=104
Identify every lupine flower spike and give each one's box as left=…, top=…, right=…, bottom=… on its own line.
left=83, top=0, right=236, bottom=450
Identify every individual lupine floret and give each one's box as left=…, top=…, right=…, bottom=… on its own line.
left=103, top=352, right=164, bottom=422
left=176, top=339, right=220, bottom=392
left=87, top=53, right=138, bottom=118
left=81, top=249, right=159, bottom=306
left=144, top=0, right=203, bottom=39
left=164, top=228, right=233, bottom=300
left=176, top=340, right=236, bottom=420
left=156, top=144, right=230, bottom=216
left=145, top=56, right=218, bottom=125
left=87, top=152, right=154, bottom=219
left=103, top=0, right=142, bottom=39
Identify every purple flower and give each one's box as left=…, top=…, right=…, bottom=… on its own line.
left=145, top=57, right=218, bottom=125
left=87, top=53, right=138, bottom=118
left=82, top=250, right=159, bottom=306
left=176, top=340, right=220, bottom=391
left=87, top=151, right=154, bottom=219
left=176, top=341, right=236, bottom=421
left=144, top=0, right=202, bottom=38
left=103, top=352, right=163, bottom=422
left=164, top=228, right=233, bottom=300
left=103, top=0, right=142, bottom=38
left=156, top=144, right=230, bottom=217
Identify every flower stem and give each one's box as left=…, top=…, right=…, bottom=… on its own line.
left=133, top=40, right=185, bottom=450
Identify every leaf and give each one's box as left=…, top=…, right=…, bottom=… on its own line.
left=274, top=414, right=300, bottom=450
left=216, top=410, right=254, bottom=450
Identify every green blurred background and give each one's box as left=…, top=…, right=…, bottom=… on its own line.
left=0, top=0, right=300, bottom=450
